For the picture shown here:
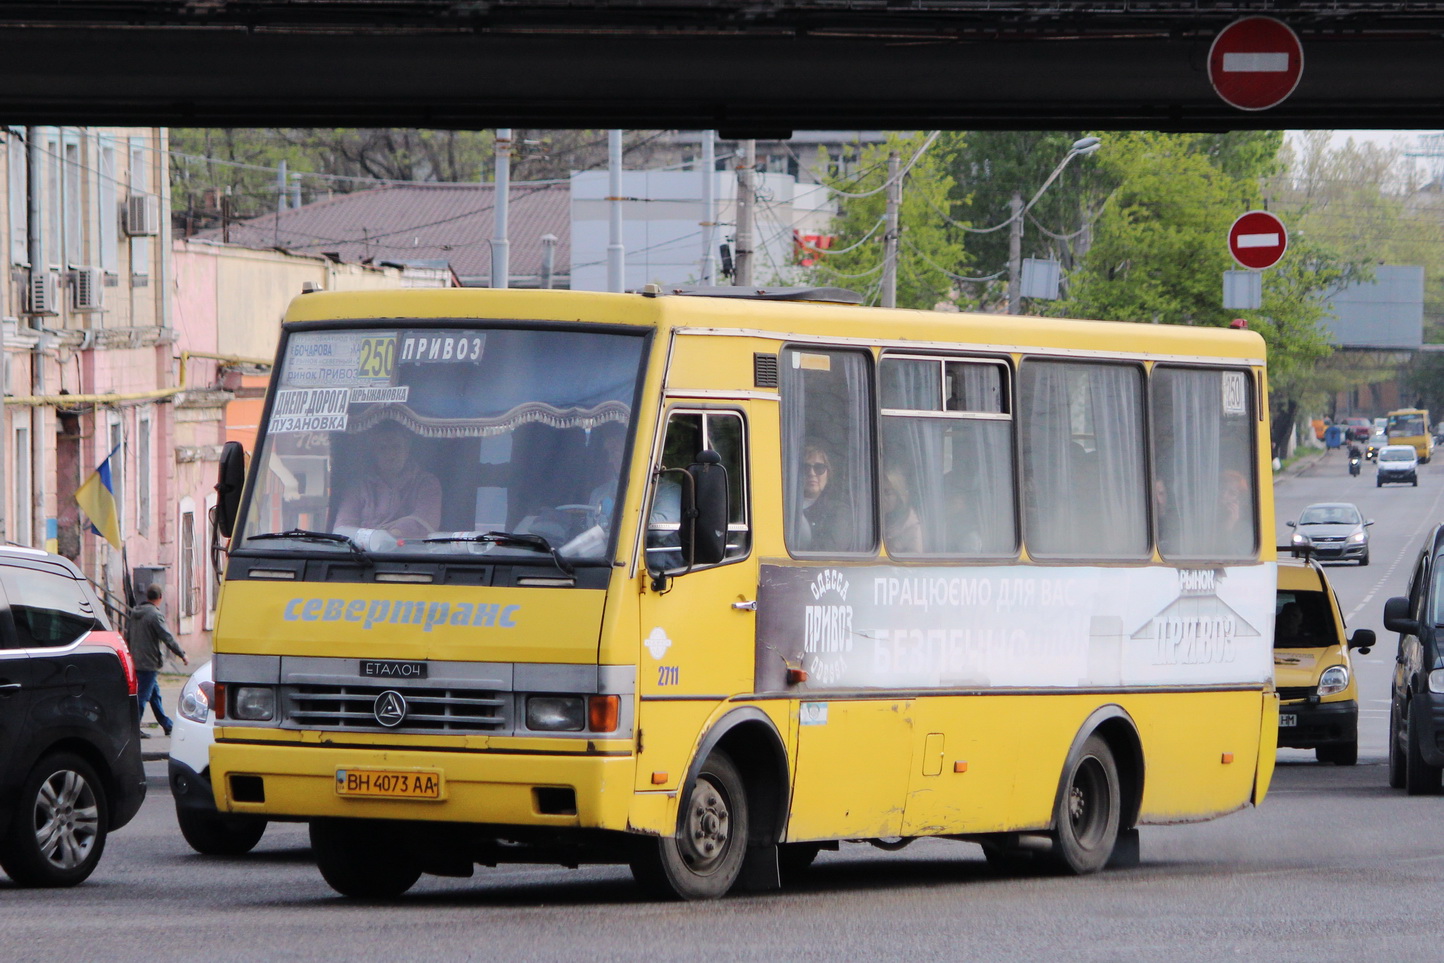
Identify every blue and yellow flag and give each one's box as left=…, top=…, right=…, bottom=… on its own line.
left=76, top=444, right=122, bottom=549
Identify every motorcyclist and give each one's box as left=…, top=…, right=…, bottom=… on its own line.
left=1348, top=442, right=1363, bottom=476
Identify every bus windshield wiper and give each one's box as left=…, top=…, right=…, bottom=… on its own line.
left=247, top=528, right=372, bottom=560
left=423, top=531, right=574, bottom=577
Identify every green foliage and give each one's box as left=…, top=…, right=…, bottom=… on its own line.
left=810, top=133, right=969, bottom=309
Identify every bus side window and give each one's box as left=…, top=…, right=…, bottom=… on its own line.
left=780, top=347, right=875, bottom=555
left=878, top=355, right=1016, bottom=557
left=1150, top=366, right=1258, bottom=560
left=1019, top=360, right=1148, bottom=559
left=646, top=410, right=750, bottom=570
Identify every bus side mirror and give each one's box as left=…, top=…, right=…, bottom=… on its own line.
left=1383, top=596, right=1419, bottom=637
left=214, top=441, right=246, bottom=538
left=682, top=450, right=728, bottom=567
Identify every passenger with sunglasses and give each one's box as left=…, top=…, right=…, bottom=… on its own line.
left=798, top=441, right=854, bottom=551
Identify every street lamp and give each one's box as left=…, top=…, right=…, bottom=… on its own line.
left=1008, top=136, right=1102, bottom=314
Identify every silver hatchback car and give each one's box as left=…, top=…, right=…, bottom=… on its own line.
left=1287, top=502, right=1373, bottom=565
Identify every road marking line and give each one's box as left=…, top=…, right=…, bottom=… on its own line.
left=1346, top=477, right=1444, bottom=623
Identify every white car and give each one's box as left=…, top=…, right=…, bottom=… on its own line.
left=168, top=661, right=270, bottom=854
left=1377, top=444, right=1420, bottom=487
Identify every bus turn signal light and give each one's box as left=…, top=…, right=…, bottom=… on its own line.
left=1221, top=752, right=1234, bottom=764
left=954, top=761, right=968, bottom=773
left=589, top=695, right=619, bottom=733
left=651, top=772, right=668, bottom=785
left=787, top=668, right=808, bottom=684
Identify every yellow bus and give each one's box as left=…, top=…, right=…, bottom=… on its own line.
left=208, top=286, right=1278, bottom=899
left=1385, top=407, right=1433, bottom=463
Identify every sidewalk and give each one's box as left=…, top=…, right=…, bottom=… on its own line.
left=138, top=672, right=189, bottom=762
left=1275, top=447, right=1329, bottom=484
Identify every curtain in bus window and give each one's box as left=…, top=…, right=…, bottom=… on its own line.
left=880, top=358, right=1016, bottom=556
left=781, top=348, right=874, bottom=554
left=1152, top=367, right=1256, bottom=559
left=1020, top=360, right=1147, bottom=558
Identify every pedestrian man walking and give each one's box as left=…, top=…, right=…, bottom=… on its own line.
left=126, top=583, right=188, bottom=737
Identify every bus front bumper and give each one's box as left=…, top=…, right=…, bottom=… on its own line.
left=210, top=741, right=636, bottom=831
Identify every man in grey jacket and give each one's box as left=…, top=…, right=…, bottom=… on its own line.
left=126, top=583, right=188, bottom=737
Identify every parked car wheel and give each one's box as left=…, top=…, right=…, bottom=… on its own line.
left=1404, top=700, right=1443, bottom=795
left=0, top=753, right=109, bottom=887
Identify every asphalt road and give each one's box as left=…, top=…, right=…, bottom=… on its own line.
left=4, top=446, right=1442, bottom=962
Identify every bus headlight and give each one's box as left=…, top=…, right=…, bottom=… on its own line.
left=230, top=686, right=276, bottom=721
left=1318, top=665, right=1350, bottom=697
left=526, top=695, right=585, bottom=731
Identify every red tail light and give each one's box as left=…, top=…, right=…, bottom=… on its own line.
left=90, top=630, right=137, bottom=695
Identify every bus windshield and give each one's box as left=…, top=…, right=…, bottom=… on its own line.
left=1389, top=412, right=1426, bottom=437
left=236, top=325, right=648, bottom=562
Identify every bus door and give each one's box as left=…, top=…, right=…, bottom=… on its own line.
left=634, top=405, right=758, bottom=792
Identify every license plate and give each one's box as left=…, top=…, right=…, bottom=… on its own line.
left=1278, top=714, right=1297, bottom=728
left=335, top=768, right=443, bottom=800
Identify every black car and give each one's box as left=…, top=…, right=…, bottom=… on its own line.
left=1384, top=524, right=1444, bottom=795
left=0, top=547, right=146, bottom=885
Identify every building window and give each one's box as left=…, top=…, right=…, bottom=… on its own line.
left=180, top=509, right=196, bottom=618
left=137, top=412, right=151, bottom=536
left=108, top=418, right=124, bottom=538
left=13, top=416, right=30, bottom=546
left=8, top=127, right=27, bottom=267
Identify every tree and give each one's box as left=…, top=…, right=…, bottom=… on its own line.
left=941, top=131, right=1115, bottom=310
left=1055, top=130, right=1364, bottom=456
left=810, top=133, right=969, bottom=309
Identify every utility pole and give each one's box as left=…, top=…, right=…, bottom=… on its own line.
left=1007, top=192, right=1023, bottom=315
left=699, top=130, right=717, bottom=286
left=881, top=151, right=901, bottom=308
left=733, top=139, right=756, bottom=287
left=492, top=128, right=511, bottom=289
left=606, top=129, right=625, bottom=293
left=277, top=159, right=288, bottom=213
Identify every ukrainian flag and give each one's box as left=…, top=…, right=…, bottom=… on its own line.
left=76, top=445, right=122, bottom=549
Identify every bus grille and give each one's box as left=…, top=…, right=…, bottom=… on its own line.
left=283, top=684, right=507, bottom=732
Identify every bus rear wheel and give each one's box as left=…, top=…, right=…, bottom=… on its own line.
left=1050, top=735, right=1120, bottom=875
left=630, top=750, right=748, bottom=900
left=310, top=819, right=421, bottom=898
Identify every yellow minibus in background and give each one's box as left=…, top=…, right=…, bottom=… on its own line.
left=208, top=286, right=1278, bottom=900
left=1386, top=407, right=1433, bottom=463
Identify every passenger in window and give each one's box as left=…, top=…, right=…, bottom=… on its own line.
left=334, top=420, right=442, bottom=540
left=1216, top=468, right=1252, bottom=552
left=943, top=471, right=984, bottom=554
left=882, top=467, right=923, bottom=554
left=799, top=441, right=854, bottom=551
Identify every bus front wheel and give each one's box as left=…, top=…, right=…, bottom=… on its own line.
left=630, top=750, right=748, bottom=900
left=310, top=818, right=421, bottom=898
left=1050, top=735, right=1121, bottom=875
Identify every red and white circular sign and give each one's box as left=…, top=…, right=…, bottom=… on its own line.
left=1228, top=210, right=1288, bottom=270
left=1208, top=17, right=1304, bottom=111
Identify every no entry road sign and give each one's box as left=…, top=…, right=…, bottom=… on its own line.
left=1228, top=210, right=1288, bottom=270
left=1208, top=17, right=1304, bottom=111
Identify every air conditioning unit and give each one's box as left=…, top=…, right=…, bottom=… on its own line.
left=27, top=270, right=58, bottom=316
left=72, top=267, right=102, bottom=311
left=124, top=194, right=160, bottom=237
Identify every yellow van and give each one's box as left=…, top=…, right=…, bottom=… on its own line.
left=1275, top=556, right=1375, bottom=764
